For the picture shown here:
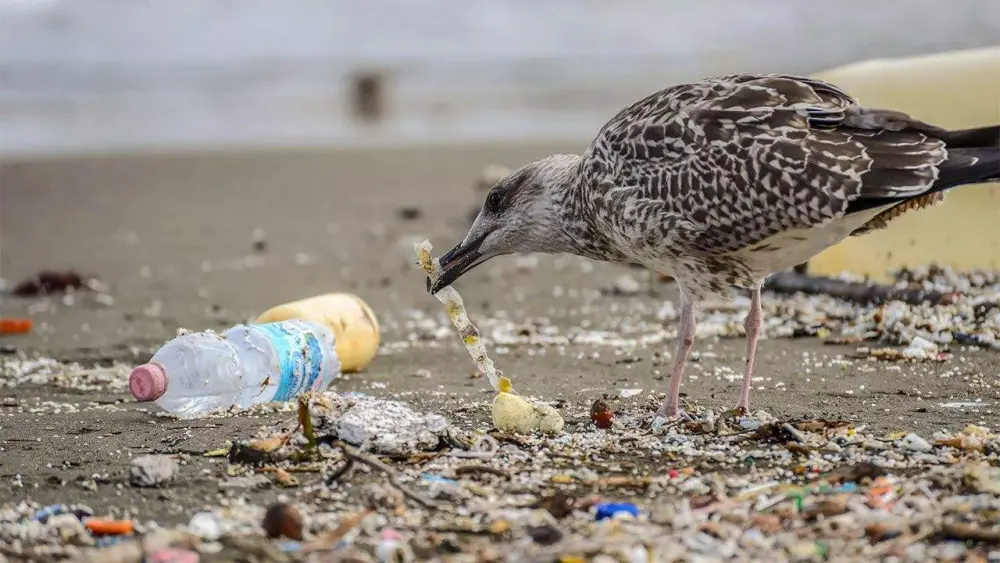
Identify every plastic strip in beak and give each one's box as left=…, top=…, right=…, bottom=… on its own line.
left=415, top=239, right=504, bottom=391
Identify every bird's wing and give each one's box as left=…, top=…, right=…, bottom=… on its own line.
left=578, top=73, right=950, bottom=255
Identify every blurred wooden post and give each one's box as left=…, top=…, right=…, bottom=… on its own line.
left=806, top=47, right=1000, bottom=281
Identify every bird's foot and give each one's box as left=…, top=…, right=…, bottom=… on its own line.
left=652, top=402, right=691, bottom=431
left=655, top=402, right=683, bottom=419
left=722, top=405, right=749, bottom=419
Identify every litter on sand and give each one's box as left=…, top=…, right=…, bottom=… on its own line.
left=415, top=239, right=565, bottom=435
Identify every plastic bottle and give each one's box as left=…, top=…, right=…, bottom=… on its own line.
left=128, top=320, right=340, bottom=416
left=255, top=293, right=379, bottom=373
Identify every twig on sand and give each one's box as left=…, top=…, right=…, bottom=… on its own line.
left=763, top=271, right=954, bottom=306
left=939, top=521, right=1000, bottom=542
left=297, top=394, right=318, bottom=457
left=326, top=440, right=440, bottom=511
left=454, top=465, right=509, bottom=479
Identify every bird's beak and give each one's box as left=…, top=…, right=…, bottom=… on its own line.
left=428, top=232, right=490, bottom=294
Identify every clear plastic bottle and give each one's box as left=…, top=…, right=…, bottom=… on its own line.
left=128, top=320, right=340, bottom=417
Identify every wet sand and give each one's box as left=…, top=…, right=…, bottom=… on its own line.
left=1, top=145, right=997, bottom=525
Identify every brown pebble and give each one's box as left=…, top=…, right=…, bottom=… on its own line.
left=689, top=494, right=716, bottom=509
left=590, top=399, right=614, bottom=429
left=719, top=512, right=747, bottom=525
left=751, top=514, right=784, bottom=534
left=397, top=207, right=423, bottom=220
left=864, top=522, right=903, bottom=542
left=806, top=496, right=849, bottom=519
left=536, top=491, right=576, bottom=519
left=699, top=520, right=726, bottom=538
left=262, top=502, right=303, bottom=541
left=527, top=524, right=563, bottom=545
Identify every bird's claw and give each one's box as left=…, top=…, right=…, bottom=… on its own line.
left=652, top=404, right=691, bottom=431
left=722, top=405, right=749, bottom=420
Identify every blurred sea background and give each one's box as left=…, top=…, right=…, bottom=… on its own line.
left=3, top=0, right=999, bottom=159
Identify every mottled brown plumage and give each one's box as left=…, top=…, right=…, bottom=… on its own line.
left=431, top=72, right=1000, bottom=418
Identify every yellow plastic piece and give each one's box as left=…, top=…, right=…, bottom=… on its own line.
left=255, top=293, right=380, bottom=373
left=491, top=386, right=565, bottom=435
left=497, top=376, right=513, bottom=393
left=805, top=46, right=1000, bottom=281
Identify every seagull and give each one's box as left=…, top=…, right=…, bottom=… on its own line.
left=428, top=73, right=1000, bottom=418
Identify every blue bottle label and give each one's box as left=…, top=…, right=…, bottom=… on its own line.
left=253, top=321, right=329, bottom=402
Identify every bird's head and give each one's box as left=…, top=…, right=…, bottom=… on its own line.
left=429, top=154, right=581, bottom=293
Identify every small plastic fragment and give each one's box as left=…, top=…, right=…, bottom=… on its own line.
left=899, top=433, right=933, bottom=452
left=335, top=396, right=450, bottom=454
left=188, top=511, right=222, bottom=541
left=129, top=454, right=178, bottom=487
left=32, top=504, right=68, bottom=523
left=376, top=529, right=414, bottom=563
left=147, top=548, right=200, bottom=563
left=84, top=518, right=135, bottom=536
left=0, top=318, right=32, bottom=335
left=595, top=502, right=640, bottom=521
left=491, top=377, right=564, bottom=435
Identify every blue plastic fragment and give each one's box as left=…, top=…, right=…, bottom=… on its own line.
left=594, top=502, right=639, bottom=521
left=33, top=504, right=68, bottom=523
left=95, top=536, right=126, bottom=548
left=839, top=482, right=859, bottom=493
left=279, top=541, right=302, bottom=552
left=421, top=473, right=459, bottom=485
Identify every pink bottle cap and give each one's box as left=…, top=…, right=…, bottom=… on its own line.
left=129, top=362, right=167, bottom=402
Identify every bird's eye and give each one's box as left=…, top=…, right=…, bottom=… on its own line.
left=486, top=191, right=503, bottom=212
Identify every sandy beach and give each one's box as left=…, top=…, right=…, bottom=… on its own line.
left=1, top=145, right=998, bottom=559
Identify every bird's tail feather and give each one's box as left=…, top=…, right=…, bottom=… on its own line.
left=937, top=124, right=1000, bottom=148
left=932, top=146, right=1000, bottom=192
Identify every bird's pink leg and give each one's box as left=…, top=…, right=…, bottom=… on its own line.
left=737, top=284, right=763, bottom=412
left=657, top=297, right=696, bottom=418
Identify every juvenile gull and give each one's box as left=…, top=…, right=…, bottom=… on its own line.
left=428, top=73, right=1000, bottom=418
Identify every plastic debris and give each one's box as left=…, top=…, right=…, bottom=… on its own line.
left=3, top=247, right=999, bottom=563
left=491, top=377, right=564, bottom=435
left=415, top=239, right=504, bottom=390
left=595, top=502, right=640, bottom=521
left=129, top=320, right=340, bottom=416
left=902, top=335, right=940, bottom=360
left=129, top=454, right=178, bottom=487
left=416, top=239, right=565, bottom=434
left=375, top=529, right=414, bottom=563
left=336, top=396, right=450, bottom=454
left=83, top=518, right=135, bottom=536
left=0, top=318, right=33, bottom=335
left=899, top=432, right=934, bottom=452
left=187, top=512, right=222, bottom=541
left=255, top=292, right=381, bottom=373
left=32, top=504, right=69, bottom=524
left=147, top=548, right=200, bottom=563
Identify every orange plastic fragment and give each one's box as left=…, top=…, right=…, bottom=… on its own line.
left=0, top=318, right=33, bottom=335
left=84, top=518, right=135, bottom=535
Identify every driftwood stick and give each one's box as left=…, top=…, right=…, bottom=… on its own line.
left=331, top=440, right=440, bottom=511
left=763, top=271, right=954, bottom=306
